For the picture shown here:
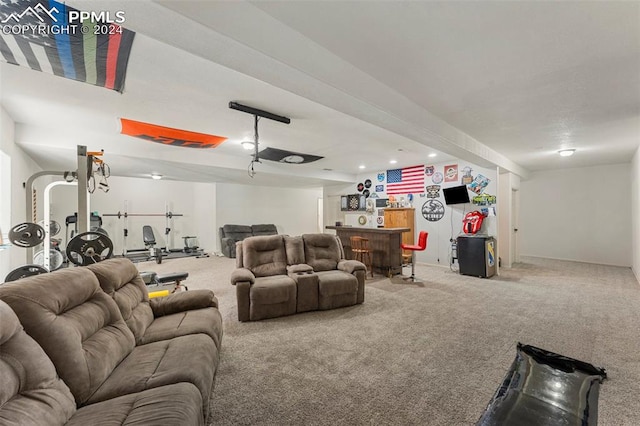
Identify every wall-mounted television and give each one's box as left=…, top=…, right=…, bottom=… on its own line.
left=443, top=185, right=471, bottom=205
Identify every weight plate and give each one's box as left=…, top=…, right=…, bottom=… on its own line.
left=37, top=220, right=61, bottom=237
left=9, top=222, right=45, bottom=247
left=66, top=231, right=114, bottom=266
left=33, top=249, right=65, bottom=271
left=4, top=264, right=49, bottom=283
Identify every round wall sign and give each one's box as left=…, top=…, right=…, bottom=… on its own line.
left=432, top=172, right=443, bottom=184
left=422, top=200, right=445, bottom=222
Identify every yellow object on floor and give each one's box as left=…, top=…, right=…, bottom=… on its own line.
left=148, top=289, right=170, bottom=299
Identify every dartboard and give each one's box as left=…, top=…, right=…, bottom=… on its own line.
left=348, top=195, right=360, bottom=210
left=422, top=200, right=445, bottom=222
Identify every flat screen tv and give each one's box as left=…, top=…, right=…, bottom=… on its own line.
left=443, top=185, right=471, bottom=205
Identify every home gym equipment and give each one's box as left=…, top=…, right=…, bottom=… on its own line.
left=104, top=202, right=208, bottom=262
left=4, top=264, right=49, bottom=283
left=143, top=225, right=163, bottom=264
left=140, top=270, right=189, bottom=294
left=103, top=201, right=183, bottom=257
left=66, top=231, right=114, bottom=266
left=65, top=213, right=103, bottom=244
left=3, top=146, right=112, bottom=281
left=8, top=222, right=45, bottom=248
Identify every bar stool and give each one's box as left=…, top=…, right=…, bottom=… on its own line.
left=401, top=231, right=428, bottom=282
left=350, top=236, right=373, bottom=278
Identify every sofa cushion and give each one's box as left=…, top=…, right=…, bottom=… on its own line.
left=251, top=224, right=278, bottom=236
left=284, top=235, right=305, bottom=265
left=222, top=224, right=253, bottom=241
left=0, top=268, right=136, bottom=405
left=242, top=235, right=287, bottom=277
left=87, top=334, right=219, bottom=417
left=303, top=234, right=342, bottom=271
left=88, top=258, right=154, bottom=345
left=250, top=275, right=297, bottom=304
left=140, top=307, right=223, bottom=350
left=90, top=259, right=223, bottom=348
left=87, top=333, right=217, bottom=419
left=248, top=276, right=297, bottom=321
left=0, top=301, right=76, bottom=426
left=316, top=270, right=359, bottom=296
left=68, top=383, right=204, bottom=426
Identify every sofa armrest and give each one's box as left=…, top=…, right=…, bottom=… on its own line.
left=286, top=264, right=313, bottom=274
left=231, top=268, right=255, bottom=285
left=337, top=259, right=366, bottom=274
left=149, top=289, right=218, bottom=317
left=221, top=237, right=237, bottom=258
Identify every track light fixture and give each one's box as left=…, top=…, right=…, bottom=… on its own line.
left=229, top=102, right=291, bottom=178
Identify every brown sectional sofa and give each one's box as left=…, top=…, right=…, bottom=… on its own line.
left=0, top=258, right=222, bottom=425
left=231, top=233, right=366, bottom=321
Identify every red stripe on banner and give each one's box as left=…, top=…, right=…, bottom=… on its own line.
left=105, top=30, right=122, bottom=90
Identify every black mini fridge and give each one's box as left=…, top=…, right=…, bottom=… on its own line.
left=457, top=235, right=497, bottom=278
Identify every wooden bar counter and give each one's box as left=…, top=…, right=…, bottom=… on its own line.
left=325, top=226, right=409, bottom=277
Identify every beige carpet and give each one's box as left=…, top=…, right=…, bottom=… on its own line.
left=139, top=255, right=640, bottom=426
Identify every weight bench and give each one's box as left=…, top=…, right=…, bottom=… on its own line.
left=140, top=271, right=189, bottom=294
left=143, top=225, right=163, bottom=264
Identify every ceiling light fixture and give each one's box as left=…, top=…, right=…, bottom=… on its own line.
left=241, top=141, right=255, bottom=150
left=151, top=173, right=162, bottom=180
left=390, top=160, right=397, bottom=164
left=281, top=155, right=305, bottom=164
left=229, top=102, right=291, bottom=178
left=558, top=149, right=576, bottom=157
left=428, top=153, right=437, bottom=158
left=359, top=165, right=366, bottom=169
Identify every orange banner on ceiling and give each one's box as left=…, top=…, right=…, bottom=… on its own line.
left=120, top=118, right=227, bottom=148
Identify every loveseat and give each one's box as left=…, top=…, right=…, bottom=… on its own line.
left=219, top=223, right=278, bottom=258
left=231, top=233, right=366, bottom=321
left=0, top=258, right=222, bottom=425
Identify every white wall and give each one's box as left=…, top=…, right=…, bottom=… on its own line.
left=215, top=183, right=323, bottom=251
left=1, top=107, right=44, bottom=277
left=632, top=147, right=639, bottom=280
left=520, top=164, right=632, bottom=267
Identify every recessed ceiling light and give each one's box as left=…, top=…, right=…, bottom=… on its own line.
left=428, top=153, right=437, bottom=158
left=558, top=149, right=576, bottom=157
left=389, top=160, right=397, bottom=164
left=241, top=141, right=255, bottom=150
left=151, top=173, right=162, bottom=180
left=359, top=165, right=366, bottom=169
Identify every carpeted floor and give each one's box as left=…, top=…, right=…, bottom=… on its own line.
left=139, top=255, right=640, bottom=426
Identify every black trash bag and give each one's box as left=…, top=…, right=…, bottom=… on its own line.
left=477, top=343, right=607, bottom=426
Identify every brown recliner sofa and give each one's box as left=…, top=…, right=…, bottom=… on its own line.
left=0, top=258, right=222, bottom=425
left=231, top=233, right=366, bottom=321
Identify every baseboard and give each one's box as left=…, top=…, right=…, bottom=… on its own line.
left=520, top=254, right=632, bottom=269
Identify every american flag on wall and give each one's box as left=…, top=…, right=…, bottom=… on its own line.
left=386, top=165, right=425, bottom=195
left=0, top=0, right=135, bottom=92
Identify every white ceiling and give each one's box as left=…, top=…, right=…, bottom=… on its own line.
left=2, top=0, right=639, bottom=186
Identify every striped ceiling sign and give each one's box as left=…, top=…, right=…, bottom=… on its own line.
left=0, top=0, right=135, bottom=93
